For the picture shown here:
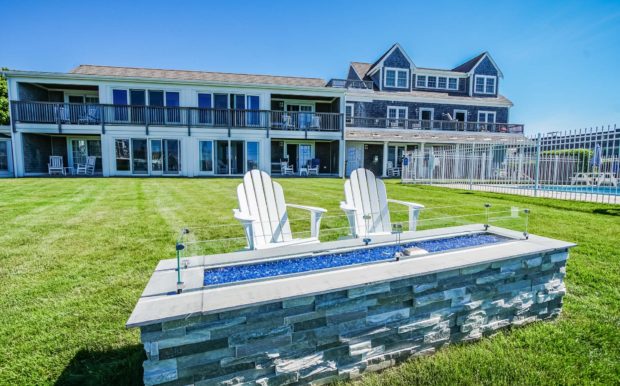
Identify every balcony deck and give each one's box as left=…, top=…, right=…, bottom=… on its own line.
left=346, top=117, right=524, bottom=134
left=11, top=101, right=343, bottom=135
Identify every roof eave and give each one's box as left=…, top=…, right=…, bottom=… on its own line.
left=3, top=70, right=345, bottom=94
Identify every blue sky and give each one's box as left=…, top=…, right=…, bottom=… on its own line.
left=2, top=0, right=619, bottom=133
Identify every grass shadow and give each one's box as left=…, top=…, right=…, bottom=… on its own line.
left=592, top=207, right=620, bottom=216
left=54, top=344, right=144, bottom=386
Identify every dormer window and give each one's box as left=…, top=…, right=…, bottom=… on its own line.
left=448, top=78, right=458, bottom=90
left=384, top=68, right=409, bottom=88
left=474, top=75, right=496, bottom=94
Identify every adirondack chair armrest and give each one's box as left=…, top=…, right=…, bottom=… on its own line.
left=386, top=199, right=424, bottom=209
left=233, top=209, right=256, bottom=224
left=233, top=209, right=257, bottom=250
left=286, top=204, right=326, bottom=238
left=286, top=203, right=327, bottom=214
left=387, top=199, right=424, bottom=231
left=339, top=202, right=357, bottom=213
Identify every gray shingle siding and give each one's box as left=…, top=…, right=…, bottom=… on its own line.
left=383, top=47, right=411, bottom=68
left=351, top=100, right=508, bottom=123
left=473, top=57, right=498, bottom=76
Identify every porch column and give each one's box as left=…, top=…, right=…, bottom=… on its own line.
left=382, top=141, right=388, bottom=177
left=101, top=134, right=112, bottom=177
left=12, top=131, right=24, bottom=177
left=417, top=142, right=425, bottom=179
left=339, top=139, right=346, bottom=178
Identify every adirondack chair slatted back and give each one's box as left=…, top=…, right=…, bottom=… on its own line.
left=49, top=156, right=63, bottom=168
left=344, top=169, right=391, bottom=236
left=237, top=170, right=293, bottom=248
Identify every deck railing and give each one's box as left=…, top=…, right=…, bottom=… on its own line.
left=11, top=101, right=343, bottom=132
left=346, top=117, right=524, bottom=134
left=326, top=79, right=375, bottom=90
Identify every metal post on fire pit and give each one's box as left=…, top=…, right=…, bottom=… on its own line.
left=523, top=209, right=530, bottom=239
left=363, top=214, right=372, bottom=245
left=392, top=222, right=403, bottom=261
left=484, top=203, right=491, bottom=230
left=176, top=228, right=190, bottom=294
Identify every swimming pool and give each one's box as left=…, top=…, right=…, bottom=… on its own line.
left=203, top=233, right=511, bottom=286
left=523, top=185, right=619, bottom=195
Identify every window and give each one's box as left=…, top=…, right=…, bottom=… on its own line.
left=427, top=76, right=437, bottom=88
left=0, top=141, right=9, bottom=171
left=246, top=142, right=259, bottom=171
left=132, top=138, right=148, bottom=174
left=478, top=111, right=496, bottom=123
left=448, top=78, right=458, bottom=90
left=387, top=106, right=407, bottom=127
left=151, top=139, right=162, bottom=172
left=345, top=103, right=354, bottom=124
left=198, top=93, right=213, bottom=124
left=416, top=75, right=426, bottom=88
left=438, top=77, right=447, bottom=89
left=115, top=139, right=130, bottom=171
left=384, top=67, right=408, bottom=88
left=474, top=75, right=496, bottom=94
left=163, top=139, right=181, bottom=174
left=385, top=70, right=396, bottom=87
left=246, top=95, right=260, bottom=126
left=397, top=71, right=408, bottom=88
left=199, top=141, right=213, bottom=172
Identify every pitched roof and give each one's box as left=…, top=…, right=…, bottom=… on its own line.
left=69, top=65, right=327, bottom=87
left=367, top=43, right=415, bottom=75
left=452, top=52, right=487, bottom=72
left=350, top=62, right=372, bottom=79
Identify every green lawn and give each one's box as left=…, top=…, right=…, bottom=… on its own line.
left=0, top=178, right=618, bottom=385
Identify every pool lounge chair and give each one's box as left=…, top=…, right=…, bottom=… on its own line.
left=234, top=169, right=327, bottom=250
left=341, top=168, right=424, bottom=238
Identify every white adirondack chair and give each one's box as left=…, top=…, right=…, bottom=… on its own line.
left=234, top=169, right=327, bottom=250
left=340, top=168, right=424, bottom=238
left=76, top=156, right=97, bottom=175
left=48, top=156, right=64, bottom=175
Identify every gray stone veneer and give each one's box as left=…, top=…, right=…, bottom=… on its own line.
left=138, top=250, right=568, bottom=385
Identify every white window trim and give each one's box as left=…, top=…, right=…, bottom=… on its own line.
left=197, top=139, right=215, bottom=174
left=453, top=109, right=468, bottom=122
left=345, top=103, right=354, bottom=124
left=418, top=107, right=434, bottom=121
left=383, top=67, right=409, bottom=89
left=386, top=106, right=408, bottom=119
left=415, top=75, right=459, bottom=90
left=448, top=77, right=458, bottom=90
left=474, top=75, right=496, bottom=94
left=477, top=111, right=496, bottom=123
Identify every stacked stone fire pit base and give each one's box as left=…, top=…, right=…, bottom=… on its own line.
left=127, top=225, right=573, bottom=386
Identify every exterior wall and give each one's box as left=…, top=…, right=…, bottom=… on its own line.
left=138, top=250, right=568, bottom=385
left=472, top=57, right=499, bottom=98
left=380, top=48, right=412, bottom=92
left=351, top=100, right=509, bottom=123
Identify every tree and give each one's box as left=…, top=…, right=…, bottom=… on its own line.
left=0, top=67, right=8, bottom=125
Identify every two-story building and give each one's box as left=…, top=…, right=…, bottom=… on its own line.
left=2, top=43, right=523, bottom=178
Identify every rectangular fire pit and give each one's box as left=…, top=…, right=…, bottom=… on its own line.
left=127, top=224, right=574, bottom=386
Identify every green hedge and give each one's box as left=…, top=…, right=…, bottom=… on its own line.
left=541, top=149, right=593, bottom=172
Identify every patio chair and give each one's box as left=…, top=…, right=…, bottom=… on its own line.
left=76, top=156, right=97, bottom=175
left=340, top=168, right=424, bottom=238
left=280, top=161, right=294, bottom=175
left=48, top=156, right=65, bottom=176
left=310, top=115, right=321, bottom=129
left=386, top=161, right=401, bottom=177
left=233, top=169, right=327, bottom=250
left=307, top=158, right=320, bottom=176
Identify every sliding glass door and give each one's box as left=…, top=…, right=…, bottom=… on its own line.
left=0, top=141, right=10, bottom=172
left=212, top=140, right=259, bottom=175
left=150, top=139, right=163, bottom=174
left=163, top=139, right=180, bottom=174
left=132, top=139, right=148, bottom=174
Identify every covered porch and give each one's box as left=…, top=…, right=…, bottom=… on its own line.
left=21, top=133, right=102, bottom=176
left=270, top=139, right=340, bottom=176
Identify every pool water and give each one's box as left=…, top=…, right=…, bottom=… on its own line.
left=203, top=233, right=510, bottom=286
left=523, top=185, right=619, bottom=195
